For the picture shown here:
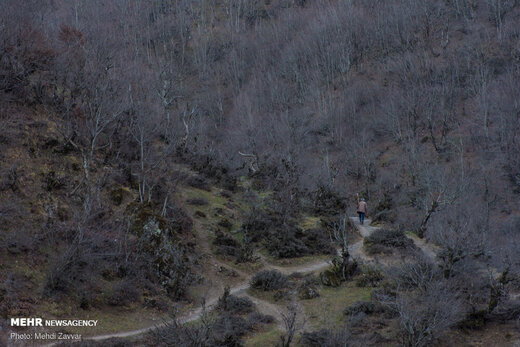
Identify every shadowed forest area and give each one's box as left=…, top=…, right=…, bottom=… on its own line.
left=1, top=0, right=520, bottom=346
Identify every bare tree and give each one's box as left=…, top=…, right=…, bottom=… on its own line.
left=329, top=215, right=358, bottom=281
left=55, top=24, right=127, bottom=217
left=378, top=262, right=463, bottom=347
left=279, top=301, right=305, bottom=347
left=416, top=163, right=463, bottom=238
left=126, top=66, right=174, bottom=203
left=392, top=282, right=463, bottom=347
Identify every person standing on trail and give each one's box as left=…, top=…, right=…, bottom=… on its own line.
left=356, top=193, right=367, bottom=225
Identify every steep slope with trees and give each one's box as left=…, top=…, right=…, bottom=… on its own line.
left=1, top=0, right=520, bottom=346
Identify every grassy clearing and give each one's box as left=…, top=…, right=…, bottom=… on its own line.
left=302, top=282, right=372, bottom=329
left=180, top=184, right=250, bottom=232
left=299, top=215, right=322, bottom=230
left=244, top=323, right=281, bottom=347
left=180, top=186, right=228, bottom=211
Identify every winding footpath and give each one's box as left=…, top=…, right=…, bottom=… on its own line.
left=41, top=217, right=436, bottom=346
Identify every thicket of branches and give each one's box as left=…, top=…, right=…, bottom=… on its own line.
left=4, top=0, right=519, bottom=218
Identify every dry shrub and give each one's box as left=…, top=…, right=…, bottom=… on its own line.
left=250, top=270, right=288, bottom=291
left=364, top=228, right=414, bottom=255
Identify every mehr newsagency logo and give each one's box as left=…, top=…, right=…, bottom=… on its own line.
left=11, top=318, right=98, bottom=327
left=9, top=317, right=99, bottom=342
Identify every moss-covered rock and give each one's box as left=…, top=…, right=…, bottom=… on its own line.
left=125, top=203, right=195, bottom=298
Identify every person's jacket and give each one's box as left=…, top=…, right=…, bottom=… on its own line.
left=357, top=201, right=367, bottom=214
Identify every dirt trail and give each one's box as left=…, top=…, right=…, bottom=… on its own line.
left=189, top=217, right=250, bottom=301
left=256, top=253, right=333, bottom=276
left=237, top=291, right=287, bottom=330
left=349, top=217, right=379, bottom=238
left=348, top=217, right=378, bottom=264
left=349, top=217, right=440, bottom=263
left=75, top=260, right=333, bottom=344
left=43, top=217, right=439, bottom=346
